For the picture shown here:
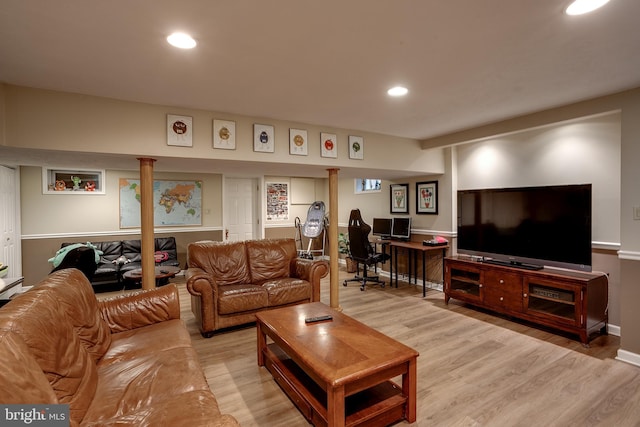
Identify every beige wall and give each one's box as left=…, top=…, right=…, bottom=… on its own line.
left=456, top=112, right=621, bottom=244
left=3, top=84, right=444, bottom=177
left=20, top=166, right=223, bottom=235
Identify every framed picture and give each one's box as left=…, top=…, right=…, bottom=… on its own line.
left=390, top=183, right=409, bottom=214
left=254, top=124, right=275, bottom=153
left=265, top=182, right=289, bottom=221
left=289, top=128, right=308, bottom=155
left=213, top=119, right=236, bottom=149
left=320, top=132, right=337, bottom=158
left=167, top=114, right=193, bottom=147
left=416, top=181, right=438, bottom=214
left=348, top=135, right=364, bottom=160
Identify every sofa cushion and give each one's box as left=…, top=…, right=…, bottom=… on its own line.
left=122, top=239, right=143, bottom=264
left=100, top=319, right=193, bottom=366
left=0, top=280, right=98, bottom=424
left=156, top=237, right=179, bottom=264
left=0, top=330, right=59, bottom=404
left=262, top=277, right=312, bottom=306
left=82, top=391, right=236, bottom=427
left=85, top=346, right=212, bottom=424
left=38, top=269, right=112, bottom=362
left=188, top=241, right=250, bottom=286
left=217, top=284, right=268, bottom=314
left=246, top=238, right=296, bottom=282
left=93, top=240, right=124, bottom=264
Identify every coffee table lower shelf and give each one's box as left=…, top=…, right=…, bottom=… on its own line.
left=264, top=344, right=407, bottom=427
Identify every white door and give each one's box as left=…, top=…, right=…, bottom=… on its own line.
left=224, top=178, right=258, bottom=242
left=0, top=165, right=21, bottom=279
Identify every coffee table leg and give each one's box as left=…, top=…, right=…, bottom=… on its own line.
left=403, top=357, right=417, bottom=423
left=327, top=385, right=346, bottom=427
left=256, top=322, right=265, bottom=367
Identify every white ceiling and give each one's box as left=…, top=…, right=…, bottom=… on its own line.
left=1, top=0, right=639, bottom=175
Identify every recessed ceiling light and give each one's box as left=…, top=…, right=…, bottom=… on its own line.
left=387, top=86, right=408, bottom=97
left=167, top=32, right=197, bottom=49
left=565, top=0, right=610, bottom=15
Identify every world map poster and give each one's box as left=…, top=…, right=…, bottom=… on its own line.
left=119, top=179, right=202, bottom=228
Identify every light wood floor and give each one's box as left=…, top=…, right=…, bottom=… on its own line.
left=108, top=270, right=640, bottom=426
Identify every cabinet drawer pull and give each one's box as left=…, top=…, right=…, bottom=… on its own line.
left=500, top=297, right=504, bottom=301
left=479, top=283, right=483, bottom=288
left=523, top=293, right=528, bottom=298
left=500, top=279, right=504, bottom=284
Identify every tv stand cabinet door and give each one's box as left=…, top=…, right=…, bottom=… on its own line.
left=444, top=260, right=483, bottom=304
left=483, top=270, right=523, bottom=313
left=523, top=277, right=581, bottom=328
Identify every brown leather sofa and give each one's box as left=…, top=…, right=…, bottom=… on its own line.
left=0, top=269, right=240, bottom=427
left=186, top=238, right=329, bottom=337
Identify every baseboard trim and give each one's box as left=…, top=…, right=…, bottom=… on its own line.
left=616, top=349, right=640, bottom=367
left=607, top=323, right=621, bottom=337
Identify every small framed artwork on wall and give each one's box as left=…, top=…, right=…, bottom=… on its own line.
left=416, top=181, right=438, bottom=214
left=213, top=119, right=236, bottom=150
left=289, top=128, right=308, bottom=155
left=390, top=183, right=409, bottom=214
left=167, top=114, right=193, bottom=147
left=320, top=132, right=337, bottom=158
left=348, top=135, right=364, bottom=160
left=254, top=124, right=275, bottom=153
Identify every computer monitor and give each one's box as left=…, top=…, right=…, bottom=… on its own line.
left=372, top=218, right=392, bottom=239
left=391, top=217, right=411, bottom=240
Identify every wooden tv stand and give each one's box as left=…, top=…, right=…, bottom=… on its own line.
left=444, top=257, right=608, bottom=344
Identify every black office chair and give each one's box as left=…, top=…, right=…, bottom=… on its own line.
left=343, top=209, right=389, bottom=291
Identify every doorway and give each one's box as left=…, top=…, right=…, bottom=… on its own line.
left=0, top=165, right=21, bottom=277
left=223, top=178, right=260, bottom=242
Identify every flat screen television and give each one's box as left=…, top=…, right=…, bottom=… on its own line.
left=372, top=218, right=392, bottom=239
left=457, top=184, right=592, bottom=272
left=391, top=217, right=412, bottom=240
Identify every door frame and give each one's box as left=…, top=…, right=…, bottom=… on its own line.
left=0, top=165, right=22, bottom=277
left=222, top=176, right=262, bottom=241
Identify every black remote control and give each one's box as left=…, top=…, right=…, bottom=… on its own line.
left=304, top=315, right=333, bottom=323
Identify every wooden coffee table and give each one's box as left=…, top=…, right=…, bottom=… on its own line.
left=256, top=302, right=418, bottom=427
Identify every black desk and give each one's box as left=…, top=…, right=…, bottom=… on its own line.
left=389, top=241, right=448, bottom=297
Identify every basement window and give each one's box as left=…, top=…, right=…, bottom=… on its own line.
left=42, top=168, right=105, bottom=194
left=354, top=179, right=382, bottom=194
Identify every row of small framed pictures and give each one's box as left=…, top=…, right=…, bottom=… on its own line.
left=167, top=114, right=365, bottom=159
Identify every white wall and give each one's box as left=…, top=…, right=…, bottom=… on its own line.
left=456, top=112, right=621, bottom=245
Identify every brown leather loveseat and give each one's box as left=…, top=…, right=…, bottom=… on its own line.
left=0, top=269, right=239, bottom=427
left=186, top=238, right=329, bottom=337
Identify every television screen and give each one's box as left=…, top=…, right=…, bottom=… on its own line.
left=372, top=218, right=392, bottom=238
left=391, top=217, right=411, bottom=240
left=457, top=184, right=592, bottom=271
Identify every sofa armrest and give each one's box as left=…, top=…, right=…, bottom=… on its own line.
left=99, top=284, right=180, bottom=333
left=185, top=267, right=219, bottom=334
left=185, top=267, right=214, bottom=295
left=292, top=258, right=329, bottom=302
